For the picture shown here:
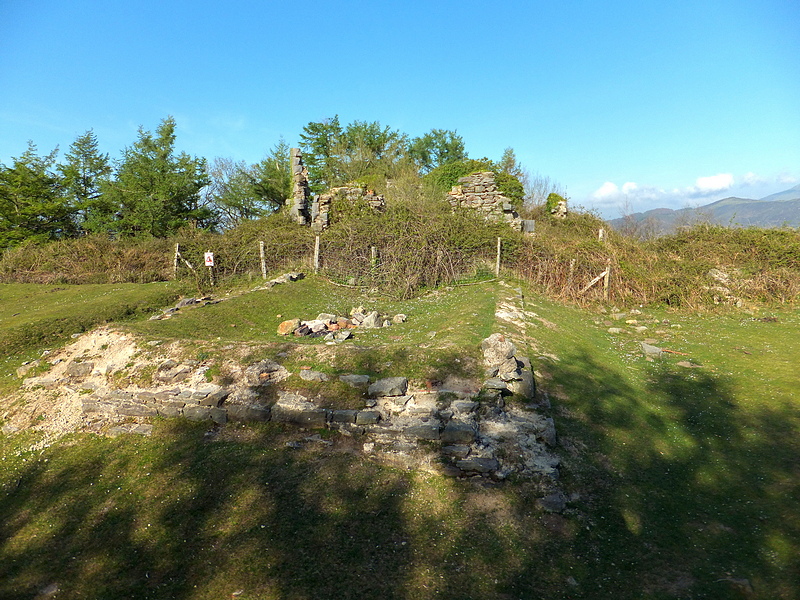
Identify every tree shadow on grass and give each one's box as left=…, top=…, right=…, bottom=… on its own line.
left=528, top=348, right=800, bottom=599
left=0, top=423, right=413, bottom=600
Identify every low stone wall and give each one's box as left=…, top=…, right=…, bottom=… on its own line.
left=447, top=172, right=521, bottom=229
left=311, top=186, right=385, bottom=233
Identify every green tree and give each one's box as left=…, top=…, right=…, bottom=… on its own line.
left=102, top=117, right=211, bottom=237
left=298, top=115, right=343, bottom=193
left=0, top=142, right=76, bottom=250
left=252, top=137, right=292, bottom=208
left=408, top=129, right=467, bottom=174
left=58, top=130, right=113, bottom=234
left=207, top=140, right=291, bottom=228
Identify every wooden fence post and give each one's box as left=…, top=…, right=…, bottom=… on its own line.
left=495, top=237, right=502, bottom=277
left=173, top=243, right=180, bottom=279
left=314, top=236, right=321, bottom=274
left=259, top=241, right=267, bottom=280
left=603, top=258, right=611, bottom=301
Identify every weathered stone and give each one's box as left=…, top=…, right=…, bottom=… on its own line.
left=442, top=445, right=471, bottom=458
left=16, top=360, right=40, bottom=378
left=506, top=369, right=536, bottom=400
left=209, top=407, right=227, bottom=424
left=272, top=392, right=327, bottom=427
left=157, top=402, right=184, bottom=417
left=339, top=374, right=370, bottom=387
left=456, top=457, right=499, bottom=473
left=404, top=421, right=441, bottom=440
left=184, top=405, right=212, bottom=421
left=331, top=410, right=357, bottom=424
left=245, top=360, right=289, bottom=386
left=355, top=410, right=381, bottom=425
left=368, top=377, right=408, bottom=397
left=299, top=369, right=330, bottom=382
left=452, top=400, right=478, bottom=413
left=175, top=297, right=198, bottom=308
left=641, top=342, right=663, bottom=358
left=136, top=391, right=157, bottom=402
left=200, top=388, right=230, bottom=406
left=277, top=318, right=301, bottom=335
left=66, top=361, right=94, bottom=378
left=226, top=404, right=270, bottom=422
left=117, top=402, right=158, bottom=417
left=316, top=313, right=337, bottom=322
left=392, top=314, right=407, bottom=324
left=481, top=334, right=516, bottom=366
left=537, top=491, right=567, bottom=513
left=483, top=378, right=508, bottom=391
left=361, top=311, right=382, bottom=328
left=441, top=421, right=477, bottom=444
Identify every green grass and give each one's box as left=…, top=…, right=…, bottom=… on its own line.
left=0, top=282, right=187, bottom=395
left=1, top=280, right=799, bottom=598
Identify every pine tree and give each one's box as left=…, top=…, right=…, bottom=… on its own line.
left=102, top=117, right=210, bottom=237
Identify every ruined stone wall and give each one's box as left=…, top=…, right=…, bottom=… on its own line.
left=311, top=187, right=385, bottom=233
left=289, top=148, right=310, bottom=225
left=447, top=171, right=521, bottom=229
left=286, top=149, right=385, bottom=232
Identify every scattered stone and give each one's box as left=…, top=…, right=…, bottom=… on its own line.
left=537, top=491, right=567, bottom=513
left=298, top=369, right=330, bottom=382
left=368, top=377, right=408, bottom=397
left=641, top=342, right=663, bottom=359
left=440, top=421, right=477, bottom=444
left=65, top=361, right=94, bottom=378
left=339, top=374, right=370, bottom=387
left=608, top=327, right=623, bottom=334
left=392, top=314, right=407, bottom=324
left=277, top=318, right=301, bottom=335
left=456, top=457, right=499, bottom=474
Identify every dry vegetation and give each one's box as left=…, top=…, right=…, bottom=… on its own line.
left=2, top=199, right=799, bottom=308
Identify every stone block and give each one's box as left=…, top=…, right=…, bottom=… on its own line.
left=403, top=421, right=441, bottom=440
left=441, top=421, right=477, bottom=444
left=271, top=404, right=327, bottom=428
left=66, top=361, right=94, bottom=378
left=277, top=318, right=301, bottom=335
left=339, top=374, right=370, bottom=387
left=331, top=410, right=357, bottom=424
left=157, top=403, right=184, bottom=417
left=355, top=410, right=381, bottom=425
left=368, top=377, right=408, bottom=397
left=456, top=457, right=499, bottom=473
left=226, top=404, right=271, bottom=422
left=117, top=402, right=158, bottom=417
left=184, top=405, right=212, bottom=421
left=210, top=408, right=227, bottom=424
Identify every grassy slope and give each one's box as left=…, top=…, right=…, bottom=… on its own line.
left=0, top=280, right=798, bottom=599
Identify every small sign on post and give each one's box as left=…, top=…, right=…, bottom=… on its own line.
left=205, top=251, right=215, bottom=286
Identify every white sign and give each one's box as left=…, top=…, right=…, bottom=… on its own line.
left=204, top=252, right=214, bottom=267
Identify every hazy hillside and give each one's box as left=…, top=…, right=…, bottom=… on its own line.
left=610, top=184, right=800, bottom=235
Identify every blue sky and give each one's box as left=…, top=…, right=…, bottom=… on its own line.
left=1, top=0, right=798, bottom=218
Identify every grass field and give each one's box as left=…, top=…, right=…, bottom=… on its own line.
left=0, top=279, right=798, bottom=599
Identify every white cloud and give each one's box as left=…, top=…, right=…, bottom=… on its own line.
left=593, top=181, right=619, bottom=199
left=621, top=182, right=638, bottom=194
left=742, top=172, right=765, bottom=186
left=693, top=173, right=734, bottom=193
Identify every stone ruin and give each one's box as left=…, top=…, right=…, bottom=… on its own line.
left=16, top=330, right=561, bottom=485
left=448, top=171, right=522, bottom=229
left=289, top=148, right=311, bottom=225
left=287, top=148, right=386, bottom=232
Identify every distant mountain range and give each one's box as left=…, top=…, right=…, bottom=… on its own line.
left=609, top=184, right=800, bottom=235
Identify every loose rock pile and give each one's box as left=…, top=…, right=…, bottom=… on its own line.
left=277, top=307, right=407, bottom=340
